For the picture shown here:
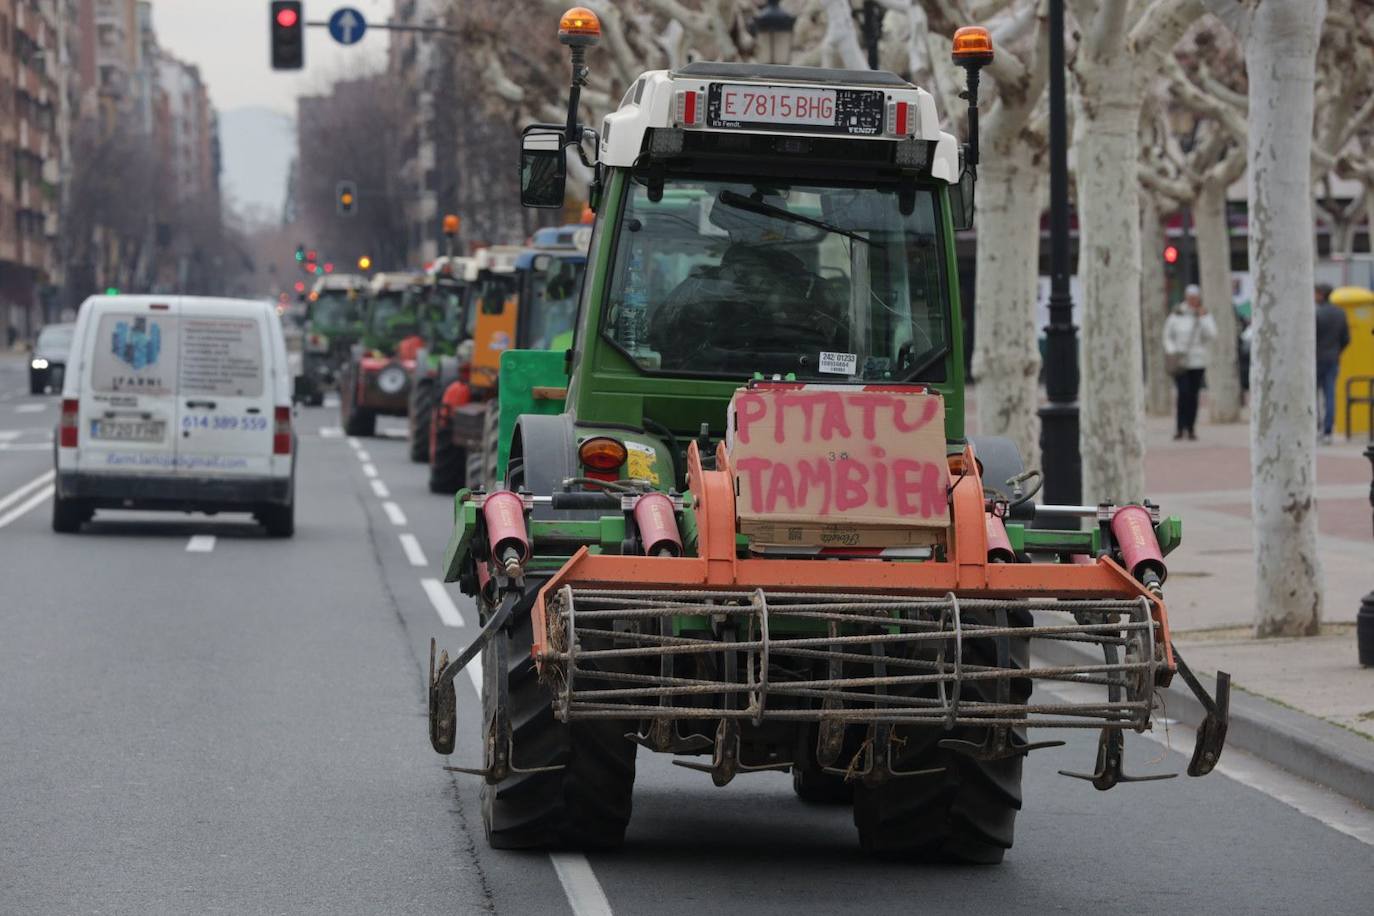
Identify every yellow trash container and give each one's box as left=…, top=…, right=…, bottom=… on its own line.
left=1330, top=286, right=1374, bottom=438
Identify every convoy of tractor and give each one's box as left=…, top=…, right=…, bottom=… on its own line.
left=411, top=7, right=1232, bottom=864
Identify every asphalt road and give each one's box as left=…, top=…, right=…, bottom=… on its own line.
left=3, top=354, right=1372, bottom=915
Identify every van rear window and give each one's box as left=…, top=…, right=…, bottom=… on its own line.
left=90, top=313, right=264, bottom=397
left=91, top=314, right=179, bottom=394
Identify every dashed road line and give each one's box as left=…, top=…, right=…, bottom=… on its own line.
left=549, top=853, right=615, bottom=916
left=318, top=426, right=343, bottom=438
left=362, top=463, right=378, bottom=478
left=324, top=393, right=340, bottom=409
left=370, top=479, right=390, bottom=498
left=382, top=501, right=407, bottom=526
left=0, top=470, right=55, bottom=514
left=347, top=437, right=361, bottom=450
left=0, top=430, right=20, bottom=441
left=0, top=484, right=53, bottom=529
left=421, top=578, right=464, bottom=628
left=185, top=535, right=216, bottom=553
left=356, top=450, right=372, bottom=462
left=15, top=403, right=46, bottom=414
left=399, top=533, right=428, bottom=567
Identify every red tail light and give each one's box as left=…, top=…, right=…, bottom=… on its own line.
left=273, top=406, right=292, bottom=455
left=60, top=399, right=79, bottom=448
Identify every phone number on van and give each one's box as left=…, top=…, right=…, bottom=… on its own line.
left=181, top=415, right=269, bottom=431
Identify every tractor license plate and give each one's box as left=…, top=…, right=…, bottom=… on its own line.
left=90, top=419, right=165, bottom=442
left=707, top=83, right=885, bottom=136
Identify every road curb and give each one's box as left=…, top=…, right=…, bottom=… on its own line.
left=1035, top=634, right=1374, bottom=810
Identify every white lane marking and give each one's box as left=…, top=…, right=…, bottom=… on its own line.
left=15, top=403, right=46, bottom=413
left=318, top=426, right=343, bottom=438
left=0, top=430, right=20, bottom=441
left=361, top=463, right=378, bottom=478
left=0, top=442, right=50, bottom=451
left=549, top=853, right=615, bottom=916
left=0, top=484, right=53, bottom=529
left=0, top=470, right=55, bottom=513
left=399, top=533, right=428, bottom=567
left=324, top=393, right=340, bottom=408
left=356, top=450, right=372, bottom=462
left=421, top=578, right=465, bottom=627
left=185, top=535, right=216, bottom=553
left=382, top=501, right=407, bottom=526
left=1040, top=681, right=1374, bottom=846
left=347, top=437, right=361, bottom=450
left=370, top=479, right=390, bottom=498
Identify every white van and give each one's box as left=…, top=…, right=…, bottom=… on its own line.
left=54, top=295, right=297, bottom=536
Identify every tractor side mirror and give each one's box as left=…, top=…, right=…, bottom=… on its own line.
left=950, top=166, right=976, bottom=232
left=521, top=129, right=567, bottom=209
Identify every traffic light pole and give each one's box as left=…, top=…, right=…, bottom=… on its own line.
left=1037, top=0, right=1082, bottom=520
left=304, top=21, right=459, bottom=36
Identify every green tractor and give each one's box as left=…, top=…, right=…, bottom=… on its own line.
left=427, top=12, right=1230, bottom=860
left=338, top=271, right=423, bottom=437
left=298, top=273, right=367, bottom=406
left=407, top=256, right=475, bottom=463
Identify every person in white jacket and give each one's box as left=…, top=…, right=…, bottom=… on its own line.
left=1162, top=284, right=1218, bottom=440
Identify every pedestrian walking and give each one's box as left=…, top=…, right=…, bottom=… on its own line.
left=1163, top=284, right=1217, bottom=440
left=1314, top=283, right=1351, bottom=445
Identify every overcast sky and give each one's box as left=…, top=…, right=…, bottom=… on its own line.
left=148, top=0, right=397, bottom=216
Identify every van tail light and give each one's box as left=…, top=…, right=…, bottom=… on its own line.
left=273, top=406, right=292, bottom=455
left=60, top=399, right=79, bottom=448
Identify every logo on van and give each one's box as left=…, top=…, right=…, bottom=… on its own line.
left=112, top=318, right=162, bottom=370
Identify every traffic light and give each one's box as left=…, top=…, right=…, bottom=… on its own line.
left=1163, top=245, right=1179, bottom=265
left=271, top=2, right=304, bottom=71
left=336, top=180, right=357, bottom=217
left=294, top=244, right=304, bottom=263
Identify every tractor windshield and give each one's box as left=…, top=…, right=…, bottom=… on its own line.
left=367, top=291, right=420, bottom=340
left=524, top=256, right=586, bottom=350
left=311, top=292, right=359, bottom=330
left=604, top=175, right=950, bottom=381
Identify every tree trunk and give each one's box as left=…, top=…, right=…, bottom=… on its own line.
left=1140, top=192, right=1173, bottom=416
left=970, top=125, right=1046, bottom=468
left=1074, top=58, right=1146, bottom=504
left=1196, top=179, right=1242, bottom=422
left=1244, top=0, right=1326, bottom=638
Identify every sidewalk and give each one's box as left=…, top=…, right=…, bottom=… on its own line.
left=968, top=387, right=1374, bottom=787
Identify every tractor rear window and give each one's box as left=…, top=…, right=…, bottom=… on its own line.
left=603, top=175, right=949, bottom=382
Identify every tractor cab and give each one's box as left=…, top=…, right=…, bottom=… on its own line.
left=338, top=271, right=423, bottom=436
left=298, top=273, right=366, bottom=405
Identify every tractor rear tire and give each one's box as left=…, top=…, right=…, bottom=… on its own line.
left=344, top=406, right=375, bottom=438
left=408, top=378, right=435, bottom=463
left=428, top=430, right=466, bottom=494
left=851, top=606, right=1031, bottom=864
left=481, top=584, right=637, bottom=849
left=791, top=725, right=856, bottom=804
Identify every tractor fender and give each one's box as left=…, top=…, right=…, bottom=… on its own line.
left=508, top=414, right=580, bottom=520
left=969, top=436, right=1033, bottom=520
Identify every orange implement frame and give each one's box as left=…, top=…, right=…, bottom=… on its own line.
left=530, top=441, right=1175, bottom=681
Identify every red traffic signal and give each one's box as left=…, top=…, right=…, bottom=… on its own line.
left=271, top=2, right=304, bottom=70
left=275, top=7, right=298, bottom=28
left=324, top=262, right=334, bottom=273
left=293, top=281, right=305, bottom=293
left=1163, top=245, right=1179, bottom=264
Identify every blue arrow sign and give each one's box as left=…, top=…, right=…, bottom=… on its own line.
left=328, top=7, right=367, bottom=45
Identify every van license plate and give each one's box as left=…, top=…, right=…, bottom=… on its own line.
left=90, top=419, right=165, bottom=442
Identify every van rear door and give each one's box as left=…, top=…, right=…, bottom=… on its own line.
left=77, top=300, right=182, bottom=474
left=174, top=305, right=274, bottom=477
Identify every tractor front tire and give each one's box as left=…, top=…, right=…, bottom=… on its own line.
left=481, top=585, right=637, bottom=849
left=851, top=607, right=1031, bottom=864
left=428, top=430, right=466, bottom=494
left=408, top=378, right=435, bottom=463
left=344, top=405, right=376, bottom=438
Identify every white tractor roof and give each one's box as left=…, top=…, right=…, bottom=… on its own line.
left=598, top=61, right=959, bottom=183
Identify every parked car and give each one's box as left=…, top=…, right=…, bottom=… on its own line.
left=29, top=322, right=75, bottom=394
left=53, top=295, right=297, bottom=536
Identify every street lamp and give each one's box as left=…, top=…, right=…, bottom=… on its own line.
left=751, top=0, right=796, bottom=66
left=851, top=0, right=885, bottom=70
left=1037, top=0, right=1082, bottom=520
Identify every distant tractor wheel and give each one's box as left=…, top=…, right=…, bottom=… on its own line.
left=428, top=429, right=466, bottom=494
left=851, top=606, right=1031, bottom=864
left=51, top=492, right=90, bottom=533
left=344, top=405, right=376, bottom=437
left=408, top=378, right=435, bottom=463
left=791, top=725, right=857, bottom=805
left=481, top=579, right=637, bottom=850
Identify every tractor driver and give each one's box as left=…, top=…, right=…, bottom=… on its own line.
left=645, top=194, right=846, bottom=370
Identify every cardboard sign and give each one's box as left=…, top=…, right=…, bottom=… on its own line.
left=727, top=384, right=950, bottom=533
